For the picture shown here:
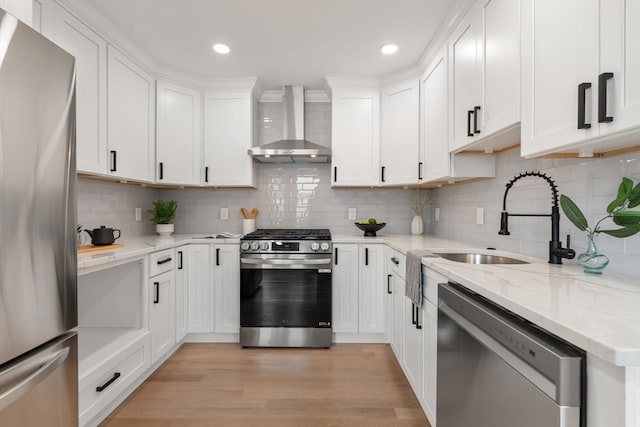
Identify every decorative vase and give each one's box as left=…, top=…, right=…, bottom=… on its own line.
left=410, top=215, right=424, bottom=235
left=156, top=223, right=174, bottom=236
left=577, top=232, right=609, bottom=275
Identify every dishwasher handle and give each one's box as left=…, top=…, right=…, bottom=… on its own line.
left=438, top=282, right=583, bottom=407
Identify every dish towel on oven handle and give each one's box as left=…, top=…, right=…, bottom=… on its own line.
left=405, top=250, right=430, bottom=307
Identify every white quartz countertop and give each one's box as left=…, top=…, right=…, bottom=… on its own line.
left=78, top=231, right=640, bottom=366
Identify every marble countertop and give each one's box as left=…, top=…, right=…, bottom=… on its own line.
left=78, top=231, right=640, bottom=367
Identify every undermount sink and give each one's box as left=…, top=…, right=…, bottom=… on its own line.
left=433, top=252, right=529, bottom=265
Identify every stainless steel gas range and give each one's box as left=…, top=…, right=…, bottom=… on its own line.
left=239, top=229, right=332, bottom=348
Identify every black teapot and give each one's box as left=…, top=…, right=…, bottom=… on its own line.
left=85, top=226, right=121, bottom=246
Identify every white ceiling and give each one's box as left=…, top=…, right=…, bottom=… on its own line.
left=82, top=0, right=459, bottom=90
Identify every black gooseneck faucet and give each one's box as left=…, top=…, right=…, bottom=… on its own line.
left=499, top=171, right=576, bottom=264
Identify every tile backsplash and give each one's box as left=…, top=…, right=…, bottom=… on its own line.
left=429, top=148, right=640, bottom=276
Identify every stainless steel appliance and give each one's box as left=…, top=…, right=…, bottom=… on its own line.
left=437, top=282, right=585, bottom=427
left=0, top=8, right=78, bottom=426
left=240, top=229, right=332, bottom=347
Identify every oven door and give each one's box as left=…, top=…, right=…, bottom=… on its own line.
left=240, top=254, right=332, bottom=329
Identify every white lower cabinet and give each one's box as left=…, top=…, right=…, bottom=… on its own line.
left=403, top=298, right=423, bottom=395
left=213, top=244, right=240, bottom=333
left=186, top=244, right=212, bottom=333
left=148, top=249, right=176, bottom=364
left=389, top=271, right=405, bottom=361
left=175, top=246, right=188, bottom=342
left=332, top=244, right=359, bottom=333
left=358, top=244, right=385, bottom=333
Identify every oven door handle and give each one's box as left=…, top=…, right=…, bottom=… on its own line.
left=241, top=258, right=332, bottom=267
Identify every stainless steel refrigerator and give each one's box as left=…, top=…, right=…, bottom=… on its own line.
left=0, top=7, right=78, bottom=426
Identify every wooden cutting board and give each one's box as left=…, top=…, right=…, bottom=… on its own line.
left=78, top=243, right=124, bottom=254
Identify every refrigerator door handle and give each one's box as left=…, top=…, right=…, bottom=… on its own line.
left=0, top=347, right=69, bottom=412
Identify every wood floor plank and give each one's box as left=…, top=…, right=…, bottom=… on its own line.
left=100, top=343, right=431, bottom=427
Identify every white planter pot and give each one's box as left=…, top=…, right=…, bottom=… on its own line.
left=410, top=215, right=424, bottom=235
left=156, top=223, right=174, bottom=236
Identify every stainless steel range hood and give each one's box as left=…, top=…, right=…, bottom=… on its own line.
left=248, top=86, right=331, bottom=163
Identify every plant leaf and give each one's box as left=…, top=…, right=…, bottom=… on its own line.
left=618, top=177, right=633, bottom=199
left=628, top=182, right=640, bottom=208
left=612, top=211, right=640, bottom=226
left=600, top=225, right=640, bottom=238
left=560, top=195, right=588, bottom=231
left=607, top=195, right=627, bottom=213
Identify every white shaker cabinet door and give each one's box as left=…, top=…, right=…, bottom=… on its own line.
left=156, top=81, right=201, bottom=186
left=380, top=79, right=420, bottom=186
left=213, top=244, right=240, bottom=334
left=332, top=244, right=359, bottom=333
left=187, top=244, right=212, bottom=333
left=520, top=0, right=600, bottom=157
left=107, top=46, right=155, bottom=182
left=330, top=90, right=380, bottom=187
left=149, top=270, right=175, bottom=364
left=599, top=0, right=640, bottom=136
left=175, top=246, right=188, bottom=342
left=47, top=4, right=108, bottom=175
left=203, top=90, right=257, bottom=187
left=390, top=271, right=405, bottom=362
left=404, top=297, right=423, bottom=397
left=358, top=245, right=385, bottom=333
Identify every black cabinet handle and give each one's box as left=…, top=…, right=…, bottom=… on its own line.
left=578, top=82, right=592, bottom=129
left=391, top=256, right=399, bottom=266
left=387, top=274, right=392, bottom=294
left=110, top=150, right=117, bottom=172
left=418, top=162, right=423, bottom=180
left=96, top=372, right=121, bottom=392
left=381, top=166, right=386, bottom=183
left=473, top=106, right=481, bottom=134
left=411, top=303, right=416, bottom=325
left=157, top=257, right=172, bottom=265
left=216, top=248, right=220, bottom=266
left=178, top=251, right=183, bottom=270
left=415, top=306, right=422, bottom=330
left=467, top=110, right=474, bottom=137
left=334, top=247, right=338, bottom=265
left=205, top=166, right=209, bottom=183
left=159, top=162, right=164, bottom=180
left=365, top=247, right=369, bottom=266
left=598, top=72, right=614, bottom=123
left=153, top=282, right=159, bottom=304
left=334, top=166, right=337, bottom=183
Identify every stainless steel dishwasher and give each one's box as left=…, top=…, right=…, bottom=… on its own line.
left=437, top=282, right=586, bottom=427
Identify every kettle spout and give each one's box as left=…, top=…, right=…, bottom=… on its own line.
left=84, top=229, right=94, bottom=238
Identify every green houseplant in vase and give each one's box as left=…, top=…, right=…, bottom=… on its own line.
left=560, top=177, right=640, bottom=274
left=149, top=199, right=178, bottom=236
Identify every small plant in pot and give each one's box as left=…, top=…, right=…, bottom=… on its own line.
left=149, top=199, right=177, bottom=236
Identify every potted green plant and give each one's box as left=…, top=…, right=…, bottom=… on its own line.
left=560, top=177, right=640, bottom=274
left=149, top=199, right=178, bottom=236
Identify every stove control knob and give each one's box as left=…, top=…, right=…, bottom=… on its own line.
left=311, top=242, right=320, bottom=251
left=240, top=242, right=250, bottom=251
left=260, top=242, right=269, bottom=251
left=320, top=242, right=330, bottom=252
left=250, top=242, right=260, bottom=251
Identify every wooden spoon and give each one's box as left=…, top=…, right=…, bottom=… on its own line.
left=251, top=208, right=259, bottom=219
left=241, top=208, right=249, bottom=219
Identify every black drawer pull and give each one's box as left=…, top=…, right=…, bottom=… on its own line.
left=110, top=150, right=117, bottom=172
left=473, top=106, right=481, bottom=134
left=415, top=306, right=422, bottom=330
left=96, top=372, right=121, bottom=392
left=156, top=257, right=172, bottom=265
left=411, top=303, right=416, bottom=325
left=205, top=166, right=209, bottom=183
left=467, top=110, right=474, bottom=137
left=578, top=82, right=592, bottom=129
left=216, top=248, right=220, bottom=266
left=387, top=274, right=392, bottom=294
left=334, top=166, right=337, bottom=183
left=381, top=166, right=386, bottom=183
left=334, top=247, right=338, bottom=265
left=418, top=162, right=423, bottom=180
left=153, top=282, right=159, bottom=304
left=598, top=72, right=614, bottom=123
left=178, top=251, right=183, bottom=270
left=390, top=256, right=399, bottom=266
left=159, top=162, right=164, bottom=180
left=365, top=248, right=369, bottom=266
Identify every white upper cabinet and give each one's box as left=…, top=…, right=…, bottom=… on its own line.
left=327, top=79, right=381, bottom=187
left=380, top=79, right=420, bottom=186
left=156, top=81, right=201, bottom=186
left=40, top=1, right=108, bottom=175
left=420, top=47, right=495, bottom=183
left=107, top=46, right=155, bottom=182
left=203, top=88, right=257, bottom=187
left=521, top=0, right=640, bottom=157
left=449, top=0, right=520, bottom=153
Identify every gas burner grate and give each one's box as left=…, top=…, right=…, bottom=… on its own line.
left=242, top=228, right=331, bottom=240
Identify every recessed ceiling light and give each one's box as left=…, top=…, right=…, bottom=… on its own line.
left=380, top=44, right=399, bottom=55
left=213, top=43, right=230, bottom=54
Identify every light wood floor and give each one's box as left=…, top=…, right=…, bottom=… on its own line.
left=100, top=343, right=431, bottom=427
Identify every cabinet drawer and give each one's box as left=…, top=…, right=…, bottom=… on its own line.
left=387, top=250, right=406, bottom=280
left=149, top=248, right=176, bottom=277
left=79, top=332, right=150, bottom=425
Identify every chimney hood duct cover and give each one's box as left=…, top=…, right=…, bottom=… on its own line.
left=248, top=86, right=331, bottom=163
